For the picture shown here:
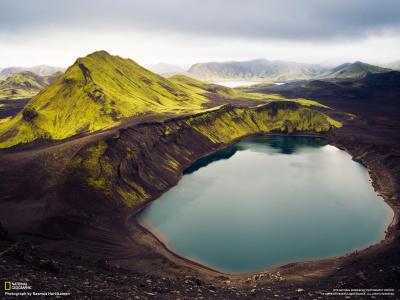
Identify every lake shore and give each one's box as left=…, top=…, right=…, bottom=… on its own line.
left=126, top=131, right=399, bottom=288
left=135, top=135, right=395, bottom=275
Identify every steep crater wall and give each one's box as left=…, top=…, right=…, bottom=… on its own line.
left=66, top=101, right=339, bottom=211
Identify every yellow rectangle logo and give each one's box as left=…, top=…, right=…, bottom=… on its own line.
left=4, top=281, right=11, bottom=291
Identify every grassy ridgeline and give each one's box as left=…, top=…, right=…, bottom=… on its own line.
left=0, top=51, right=207, bottom=147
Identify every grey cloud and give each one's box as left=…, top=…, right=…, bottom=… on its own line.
left=1, top=0, right=399, bottom=41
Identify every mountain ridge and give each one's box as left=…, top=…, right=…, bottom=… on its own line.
left=187, top=59, right=394, bottom=82
left=188, top=59, right=327, bottom=81
left=0, top=65, right=65, bottom=80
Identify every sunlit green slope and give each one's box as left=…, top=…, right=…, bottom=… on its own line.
left=0, top=71, right=54, bottom=100
left=0, top=51, right=229, bottom=147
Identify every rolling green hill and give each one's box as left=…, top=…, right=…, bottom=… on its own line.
left=0, top=71, right=59, bottom=100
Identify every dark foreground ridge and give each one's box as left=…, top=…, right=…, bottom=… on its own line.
left=2, top=222, right=399, bottom=299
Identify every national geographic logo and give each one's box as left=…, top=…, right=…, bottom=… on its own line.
left=3, top=281, right=32, bottom=291
left=3, top=281, right=71, bottom=297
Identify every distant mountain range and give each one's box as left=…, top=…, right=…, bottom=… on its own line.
left=0, top=65, right=65, bottom=80
left=187, top=59, right=327, bottom=81
left=187, top=59, right=396, bottom=82
left=1, top=59, right=396, bottom=103
left=318, top=61, right=390, bottom=80
left=2, top=59, right=397, bottom=84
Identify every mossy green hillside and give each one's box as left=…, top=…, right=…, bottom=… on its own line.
left=0, top=51, right=272, bottom=148
left=185, top=102, right=340, bottom=144
left=0, top=71, right=54, bottom=100
left=69, top=140, right=114, bottom=194
left=0, top=51, right=211, bottom=147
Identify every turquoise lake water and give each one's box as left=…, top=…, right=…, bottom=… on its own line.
left=139, top=136, right=393, bottom=273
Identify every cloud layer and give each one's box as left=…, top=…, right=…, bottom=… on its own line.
left=0, top=0, right=399, bottom=67
left=1, top=0, right=400, bottom=41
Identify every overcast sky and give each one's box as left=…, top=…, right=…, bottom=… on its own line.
left=0, top=0, right=399, bottom=68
